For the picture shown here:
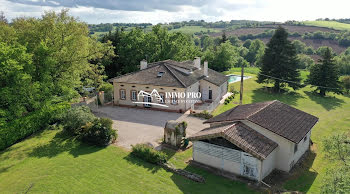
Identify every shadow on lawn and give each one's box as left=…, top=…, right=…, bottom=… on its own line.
left=304, top=91, right=345, bottom=111
left=123, top=147, right=176, bottom=174
left=282, top=149, right=318, bottom=193
left=169, top=165, right=257, bottom=194
left=123, top=154, right=162, bottom=174
left=28, top=131, right=103, bottom=158
left=0, top=164, right=15, bottom=174
left=251, top=87, right=304, bottom=106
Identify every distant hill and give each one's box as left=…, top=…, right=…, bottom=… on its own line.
left=210, top=24, right=338, bottom=37
left=89, top=21, right=350, bottom=58
left=209, top=24, right=348, bottom=56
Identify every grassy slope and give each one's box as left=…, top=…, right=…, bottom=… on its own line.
left=213, top=72, right=350, bottom=193
left=303, top=21, right=350, bottom=31
left=0, top=130, right=256, bottom=193
left=168, top=26, right=221, bottom=34
left=92, top=25, right=222, bottom=36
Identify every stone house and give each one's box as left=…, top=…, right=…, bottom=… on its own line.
left=188, top=100, right=319, bottom=181
left=110, top=58, right=228, bottom=112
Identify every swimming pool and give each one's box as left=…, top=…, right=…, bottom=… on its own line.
left=227, top=74, right=251, bottom=83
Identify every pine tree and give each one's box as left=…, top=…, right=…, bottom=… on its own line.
left=221, top=32, right=227, bottom=43
left=307, top=47, right=342, bottom=96
left=257, top=26, right=302, bottom=92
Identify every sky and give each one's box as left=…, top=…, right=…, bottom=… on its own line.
left=1, top=0, right=350, bottom=24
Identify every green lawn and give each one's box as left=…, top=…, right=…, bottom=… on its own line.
left=0, top=130, right=257, bottom=193
left=303, top=21, right=350, bottom=31
left=212, top=76, right=350, bottom=193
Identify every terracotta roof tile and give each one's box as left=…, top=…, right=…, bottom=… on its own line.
left=189, top=122, right=278, bottom=160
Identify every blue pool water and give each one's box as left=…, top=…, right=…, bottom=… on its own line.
left=227, top=74, right=250, bottom=83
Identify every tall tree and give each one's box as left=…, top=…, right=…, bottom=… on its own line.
left=101, top=25, right=200, bottom=78
left=306, top=47, right=342, bottom=96
left=0, top=10, right=113, bottom=123
left=257, top=26, right=302, bottom=92
left=246, top=39, right=265, bottom=66
left=0, top=11, right=7, bottom=24
left=202, top=41, right=239, bottom=72
left=335, top=47, right=350, bottom=75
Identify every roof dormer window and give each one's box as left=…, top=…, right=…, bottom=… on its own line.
left=157, top=72, right=165, bottom=77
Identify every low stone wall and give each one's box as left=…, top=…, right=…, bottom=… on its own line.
left=160, top=163, right=205, bottom=183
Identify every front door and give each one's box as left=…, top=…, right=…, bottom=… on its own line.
left=144, top=95, right=152, bottom=108
left=209, top=90, right=212, bottom=100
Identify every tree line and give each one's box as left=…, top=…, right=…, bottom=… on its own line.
left=0, top=10, right=113, bottom=150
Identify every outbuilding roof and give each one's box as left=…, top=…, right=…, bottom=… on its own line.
left=110, top=59, right=228, bottom=88
left=188, top=122, right=278, bottom=160
left=204, top=100, right=319, bottom=143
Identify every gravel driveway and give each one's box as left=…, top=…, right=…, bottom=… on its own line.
left=94, top=106, right=209, bottom=149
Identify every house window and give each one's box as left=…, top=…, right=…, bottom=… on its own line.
left=131, top=90, right=137, bottom=101
left=304, top=135, right=307, bottom=142
left=294, top=143, right=298, bottom=153
left=171, top=96, right=177, bottom=105
left=120, top=89, right=126, bottom=100
left=159, top=93, right=165, bottom=104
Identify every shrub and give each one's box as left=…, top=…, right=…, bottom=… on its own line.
left=0, top=102, right=69, bottom=150
left=224, top=94, right=236, bottom=105
left=131, top=144, right=167, bottom=164
left=80, top=118, right=117, bottom=146
left=60, top=106, right=95, bottom=135
left=192, top=110, right=213, bottom=119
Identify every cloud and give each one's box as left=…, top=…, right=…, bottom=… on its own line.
left=7, top=0, right=204, bottom=12
left=1, top=0, right=350, bottom=24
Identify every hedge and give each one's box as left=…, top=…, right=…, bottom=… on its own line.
left=0, top=102, right=69, bottom=150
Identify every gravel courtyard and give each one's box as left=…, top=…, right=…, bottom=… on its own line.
left=94, top=106, right=209, bottom=149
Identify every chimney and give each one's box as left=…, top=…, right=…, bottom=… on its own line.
left=204, top=61, right=208, bottom=77
left=194, top=57, right=201, bottom=69
left=140, top=59, right=147, bottom=70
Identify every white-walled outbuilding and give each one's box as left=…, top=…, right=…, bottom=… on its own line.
left=188, top=100, right=318, bottom=181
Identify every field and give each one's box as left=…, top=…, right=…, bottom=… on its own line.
left=91, top=25, right=221, bottom=37
left=210, top=24, right=338, bottom=38
left=0, top=129, right=257, bottom=193
left=212, top=72, right=350, bottom=193
left=210, top=24, right=347, bottom=55
left=303, top=21, right=350, bottom=31
left=168, top=26, right=221, bottom=34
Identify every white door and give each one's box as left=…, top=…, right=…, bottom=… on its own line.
left=241, top=153, right=259, bottom=180
left=144, top=95, right=152, bottom=108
